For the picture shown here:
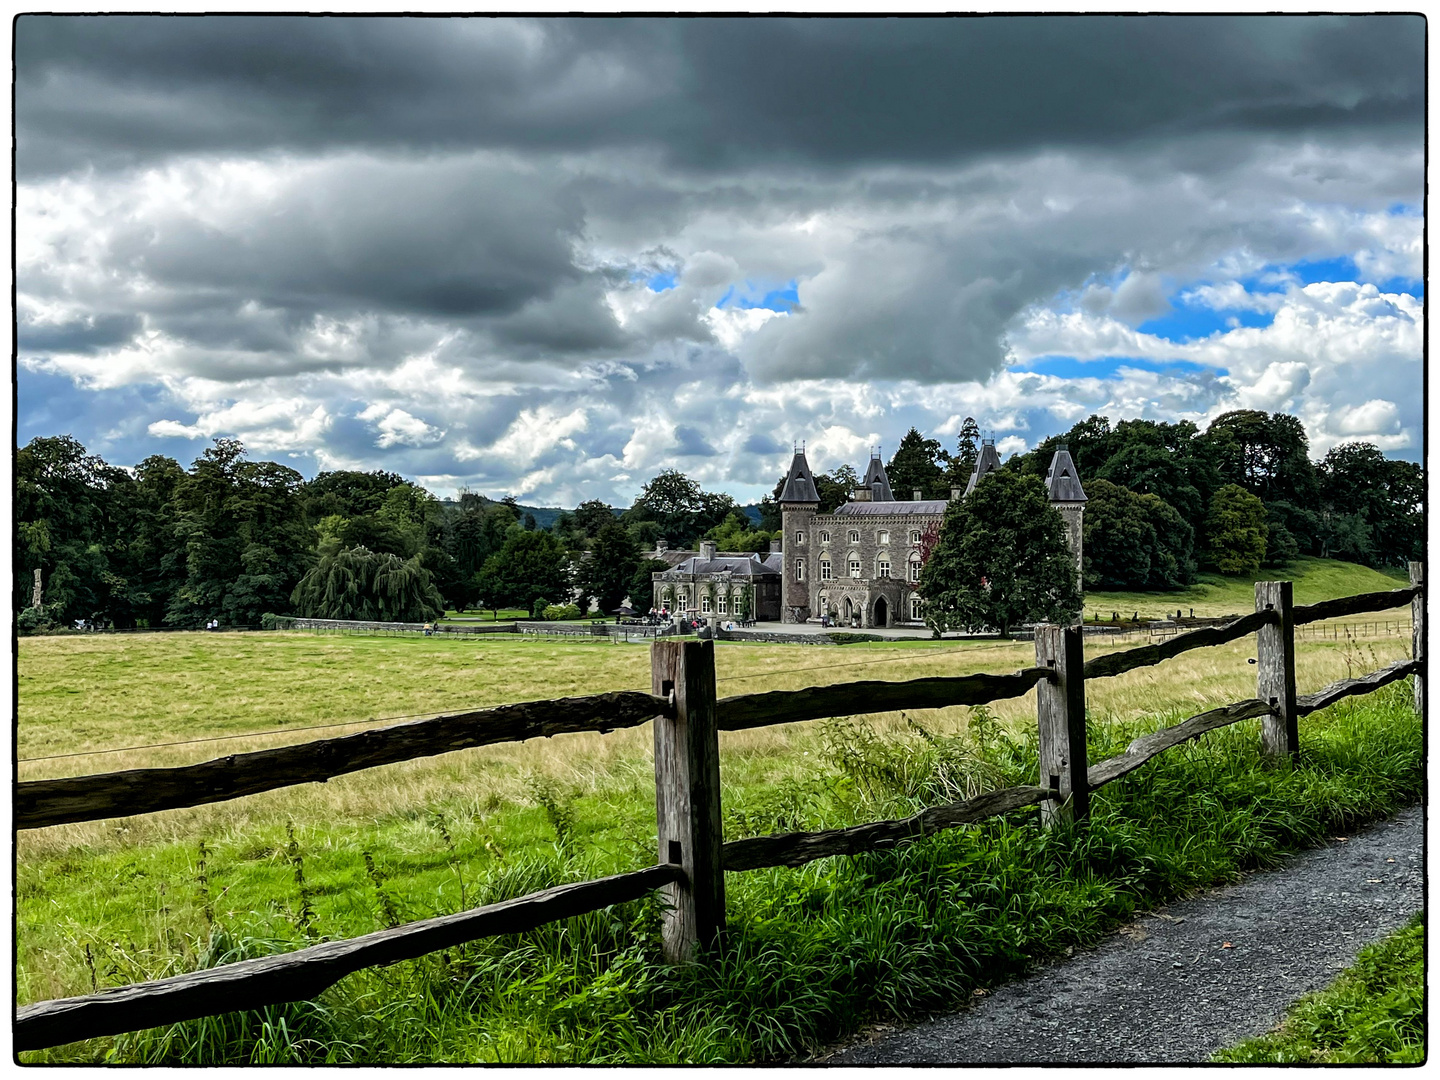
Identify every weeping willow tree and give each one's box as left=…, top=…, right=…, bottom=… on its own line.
left=290, top=546, right=445, bottom=622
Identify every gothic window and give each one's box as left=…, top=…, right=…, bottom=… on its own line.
left=908, top=555, right=922, bottom=582
left=848, top=554, right=862, bottom=579
left=796, top=558, right=806, bottom=581
left=877, top=559, right=891, bottom=578
left=878, top=530, right=890, bottom=545
left=849, top=530, right=860, bottom=543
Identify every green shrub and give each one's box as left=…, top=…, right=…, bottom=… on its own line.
left=543, top=604, right=582, bottom=621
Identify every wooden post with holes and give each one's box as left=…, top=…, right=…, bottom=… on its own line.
left=1256, top=581, right=1298, bottom=763
left=1410, top=562, right=1424, bottom=717
left=650, top=638, right=724, bottom=962
left=1034, top=624, right=1088, bottom=827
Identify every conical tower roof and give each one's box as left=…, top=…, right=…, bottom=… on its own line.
left=778, top=448, right=820, bottom=504
left=861, top=454, right=894, bottom=501
left=1045, top=444, right=1087, bottom=502
left=963, top=439, right=1002, bottom=496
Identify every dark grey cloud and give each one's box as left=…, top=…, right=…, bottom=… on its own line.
left=18, top=15, right=1422, bottom=178
left=673, top=424, right=718, bottom=457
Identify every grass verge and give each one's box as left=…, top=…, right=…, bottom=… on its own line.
left=1214, top=914, right=1425, bottom=1063
left=21, top=679, right=1421, bottom=1065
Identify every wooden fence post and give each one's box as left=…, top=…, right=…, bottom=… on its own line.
left=1410, top=562, right=1424, bottom=717
left=1256, top=581, right=1298, bottom=763
left=1034, top=624, right=1088, bottom=827
left=650, top=638, right=724, bottom=962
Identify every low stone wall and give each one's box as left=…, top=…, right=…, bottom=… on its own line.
left=290, top=618, right=518, bottom=635
left=515, top=621, right=679, bottom=638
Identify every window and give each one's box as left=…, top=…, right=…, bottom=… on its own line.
left=819, top=530, right=830, bottom=543
left=701, top=593, right=712, bottom=614
left=910, top=530, right=921, bottom=545
left=878, top=530, right=890, bottom=545
left=911, top=596, right=923, bottom=620
left=796, top=558, right=806, bottom=581
left=909, top=557, right=921, bottom=582
left=717, top=593, right=728, bottom=615
left=849, top=530, right=860, bottom=543
left=820, top=559, right=832, bottom=581
left=877, top=560, right=890, bottom=578
left=849, top=559, right=862, bottom=579
left=795, top=531, right=805, bottom=545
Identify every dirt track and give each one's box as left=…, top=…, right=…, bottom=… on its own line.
left=827, top=804, right=1424, bottom=1064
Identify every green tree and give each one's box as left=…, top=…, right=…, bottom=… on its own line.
left=918, top=471, right=1081, bottom=635
left=290, top=546, right=445, bottom=622
left=1082, top=480, right=1195, bottom=590
left=575, top=520, right=642, bottom=614
left=572, top=499, right=618, bottom=539
left=1205, top=484, right=1269, bottom=575
left=942, top=417, right=981, bottom=491
left=1319, top=443, right=1424, bottom=567
left=474, top=529, right=572, bottom=614
left=886, top=427, right=946, bottom=499
left=1205, top=410, right=1319, bottom=506
left=703, top=510, right=774, bottom=554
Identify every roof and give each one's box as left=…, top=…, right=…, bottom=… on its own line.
left=834, top=500, right=949, bottom=516
left=778, top=449, right=820, bottom=504
left=963, top=441, right=1002, bottom=496
left=654, top=552, right=782, bottom=579
left=1045, top=446, right=1088, bottom=503
left=860, top=456, right=895, bottom=501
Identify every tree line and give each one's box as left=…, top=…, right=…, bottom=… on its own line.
left=15, top=436, right=769, bottom=630
left=829, top=410, right=1420, bottom=592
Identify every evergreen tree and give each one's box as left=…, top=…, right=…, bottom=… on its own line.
left=1205, top=484, right=1268, bottom=575
left=943, top=417, right=981, bottom=491
left=918, top=471, right=1081, bottom=635
left=886, top=427, right=946, bottom=499
left=628, top=559, right=671, bottom=612
left=575, top=520, right=642, bottom=614
left=474, top=529, right=572, bottom=614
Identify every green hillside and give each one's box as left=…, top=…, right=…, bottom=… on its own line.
left=1084, top=557, right=1411, bottom=620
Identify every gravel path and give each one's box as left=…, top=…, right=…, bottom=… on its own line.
left=829, top=805, right=1424, bottom=1064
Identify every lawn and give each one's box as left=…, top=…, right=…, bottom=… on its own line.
left=15, top=557, right=1422, bottom=1062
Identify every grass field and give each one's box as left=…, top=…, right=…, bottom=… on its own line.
left=15, top=558, right=1422, bottom=1062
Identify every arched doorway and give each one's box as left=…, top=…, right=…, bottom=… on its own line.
left=842, top=597, right=853, bottom=624
left=873, top=596, right=888, bottom=627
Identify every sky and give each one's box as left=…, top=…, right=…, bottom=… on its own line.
left=15, top=14, right=1425, bottom=506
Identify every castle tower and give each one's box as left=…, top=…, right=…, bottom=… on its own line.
left=1045, top=444, right=1087, bottom=586
left=963, top=438, right=1002, bottom=496
left=777, top=446, right=820, bottom=623
left=860, top=451, right=894, bottom=502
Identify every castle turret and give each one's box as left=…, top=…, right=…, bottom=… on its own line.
left=860, top=452, right=894, bottom=502
left=1045, top=444, right=1087, bottom=585
left=963, top=438, right=1001, bottom=496
left=777, top=447, right=820, bottom=623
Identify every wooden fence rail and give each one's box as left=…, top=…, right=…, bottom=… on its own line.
left=16, top=567, right=1424, bottom=1052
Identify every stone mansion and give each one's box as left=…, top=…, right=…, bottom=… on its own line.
left=650, top=440, right=1086, bottom=628
left=777, top=441, right=1087, bottom=627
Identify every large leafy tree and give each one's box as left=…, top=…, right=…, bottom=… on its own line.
left=623, top=469, right=736, bottom=548
left=1205, top=484, right=1269, bottom=575
left=473, top=529, right=572, bottom=614
left=1204, top=410, right=1319, bottom=507
left=575, top=520, right=642, bottom=614
left=1318, top=442, right=1424, bottom=566
left=1082, top=480, right=1195, bottom=590
left=290, top=546, right=445, bottom=622
left=703, top=510, right=774, bottom=554
left=886, top=427, right=946, bottom=499
left=918, top=471, right=1081, bottom=635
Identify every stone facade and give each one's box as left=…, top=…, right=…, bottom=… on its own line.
left=650, top=539, right=783, bottom=621
left=778, top=442, right=1087, bottom=627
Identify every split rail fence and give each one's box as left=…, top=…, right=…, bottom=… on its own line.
left=15, top=566, right=1425, bottom=1052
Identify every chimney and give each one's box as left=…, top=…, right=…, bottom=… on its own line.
left=700, top=540, right=717, bottom=561
left=656, top=538, right=668, bottom=552
left=853, top=487, right=871, bottom=502
left=773, top=535, right=783, bottom=553
left=951, top=486, right=964, bottom=500
left=912, top=489, right=923, bottom=501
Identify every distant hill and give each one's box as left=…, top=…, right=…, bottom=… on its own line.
left=438, top=500, right=566, bottom=531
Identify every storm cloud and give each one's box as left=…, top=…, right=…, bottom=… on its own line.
left=15, top=15, right=1424, bottom=504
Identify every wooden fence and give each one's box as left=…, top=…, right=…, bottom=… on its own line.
left=15, top=567, right=1425, bottom=1052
